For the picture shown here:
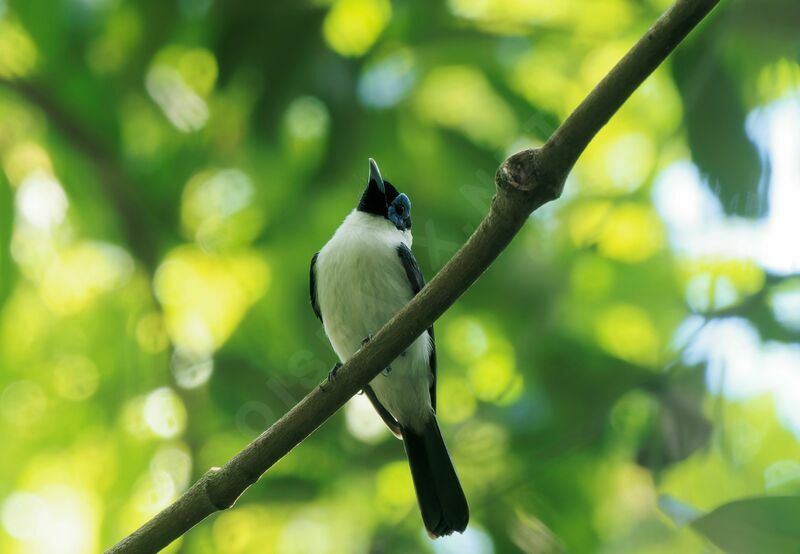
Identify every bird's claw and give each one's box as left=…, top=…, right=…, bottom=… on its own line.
left=328, top=362, right=342, bottom=383
left=319, top=362, right=342, bottom=392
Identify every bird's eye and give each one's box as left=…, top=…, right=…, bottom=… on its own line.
left=388, top=194, right=411, bottom=228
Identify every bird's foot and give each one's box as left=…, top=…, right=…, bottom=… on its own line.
left=319, top=362, right=342, bottom=392
left=382, top=365, right=392, bottom=376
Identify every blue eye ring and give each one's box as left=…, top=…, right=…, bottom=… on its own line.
left=392, top=193, right=410, bottom=215
left=388, top=193, right=411, bottom=229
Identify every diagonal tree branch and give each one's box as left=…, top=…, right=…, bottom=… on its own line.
left=107, top=1, right=721, bottom=551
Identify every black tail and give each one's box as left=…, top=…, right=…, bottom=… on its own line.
left=401, top=417, right=469, bottom=538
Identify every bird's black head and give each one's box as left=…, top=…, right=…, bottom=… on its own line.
left=357, top=158, right=412, bottom=231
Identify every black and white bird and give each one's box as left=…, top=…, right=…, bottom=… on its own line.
left=309, top=159, right=469, bottom=537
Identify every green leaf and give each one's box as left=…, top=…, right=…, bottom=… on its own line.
left=661, top=496, right=800, bottom=553
left=691, top=496, right=800, bottom=553
left=673, top=26, right=767, bottom=218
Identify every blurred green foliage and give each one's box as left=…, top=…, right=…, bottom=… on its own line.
left=1, top=0, right=799, bottom=553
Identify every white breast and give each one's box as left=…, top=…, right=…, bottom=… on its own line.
left=316, top=210, right=433, bottom=431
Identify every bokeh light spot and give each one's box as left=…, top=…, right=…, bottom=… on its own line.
left=39, top=242, right=135, bottom=316
left=450, top=0, right=631, bottom=35
left=597, top=203, right=664, bottom=263
left=121, top=395, right=149, bottom=438
left=285, top=96, right=330, bottom=141
left=679, top=258, right=765, bottom=313
left=568, top=201, right=613, bottom=247
left=3, top=141, right=53, bottom=187
left=181, top=168, right=264, bottom=250
left=136, top=312, right=171, bottom=354
left=510, top=45, right=584, bottom=115
left=146, top=65, right=209, bottom=132
left=2, top=486, right=99, bottom=554
left=571, top=255, right=614, bottom=299
left=756, top=58, right=800, bottom=104
left=469, top=351, right=518, bottom=403
left=345, top=393, right=388, bottom=444
left=323, top=0, right=391, bottom=57
left=453, top=421, right=509, bottom=487
left=769, top=277, right=800, bottom=331
left=764, top=460, right=800, bottom=493
left=151, top=443, right=192, bottom=493
left=278, top=509, right=339, bottom=554
left=444, top=316, right=489, bottom=365
left=0, top=380, right=47, bottom=427
left=604, top=133, right=657, bottom=193
left=171, top=348, right=214, bottom=389
left=2, top=492, right=46, bottom=540
left=154, top=246, right=270, bottom=355
left=53, top=355, right=100, bottom=401
left=685, top=273, right=737, bottom=312
left=213, top=508, right=257, bottom=553
left=415, top=66, right=517, bottom=149
left=596, top=304, right=661, bottom=366
left=176, top=48, right=218, bottom=96
left=438, top=376, right=477, bottom=424
left=375, top=461, right=415, bottom=518
left=16, top=171, right=68, bottom=231
left=358, top=49, right=417, bottom=108
left=0, top=18, right=37, bottom=78
left=143, top=387, right=187, bottom=439
left=132, top=468, right=178, bottom=516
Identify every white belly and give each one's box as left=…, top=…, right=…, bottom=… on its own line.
left=316, top=211, right=433, bottom=431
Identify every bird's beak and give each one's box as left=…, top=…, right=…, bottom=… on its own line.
left=369, top=158, right=385, bottom=194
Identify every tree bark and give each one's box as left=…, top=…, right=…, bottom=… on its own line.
left=107, top=0, right=721, bottom=551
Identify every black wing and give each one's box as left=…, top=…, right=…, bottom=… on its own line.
left=364, top=385, right=402, bottom=438
left=310, top=252, right=322, bottom=322
left=397, top=244, right=438, bottom=411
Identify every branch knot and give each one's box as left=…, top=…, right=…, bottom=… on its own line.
left=495, top=148, right=563, bottom=210
left=496, top=148, right=538, bottom=192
